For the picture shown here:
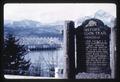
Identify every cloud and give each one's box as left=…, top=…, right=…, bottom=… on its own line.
left=4, top=3, right=116, bottom=23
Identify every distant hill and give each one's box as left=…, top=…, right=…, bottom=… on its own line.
left=4, top=20, right=64, bottom=38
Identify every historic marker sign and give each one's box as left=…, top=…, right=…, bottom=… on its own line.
left=76, top=19, right=111, bottom=74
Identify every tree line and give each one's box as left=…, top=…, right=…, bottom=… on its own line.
left=2, top=34, right=31, bottom=75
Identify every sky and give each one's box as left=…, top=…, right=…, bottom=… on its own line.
left=4, top=3, right=116, bottom=24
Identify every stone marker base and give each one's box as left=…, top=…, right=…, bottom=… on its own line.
left=76, top=72, right=111, bottom=79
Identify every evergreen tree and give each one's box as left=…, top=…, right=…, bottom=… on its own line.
left=3, top=34, right=31, bottom=75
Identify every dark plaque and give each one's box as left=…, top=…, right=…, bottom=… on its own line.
left=76, top=19, right=111, bottom=74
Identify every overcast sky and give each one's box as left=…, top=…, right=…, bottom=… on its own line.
left=4, top=3, right=116, bottom=24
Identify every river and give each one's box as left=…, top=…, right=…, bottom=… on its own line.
left=25, top=48, right=64, bottom=76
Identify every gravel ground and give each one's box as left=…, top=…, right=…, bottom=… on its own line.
left=76, top=72, right=111, bottom=79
